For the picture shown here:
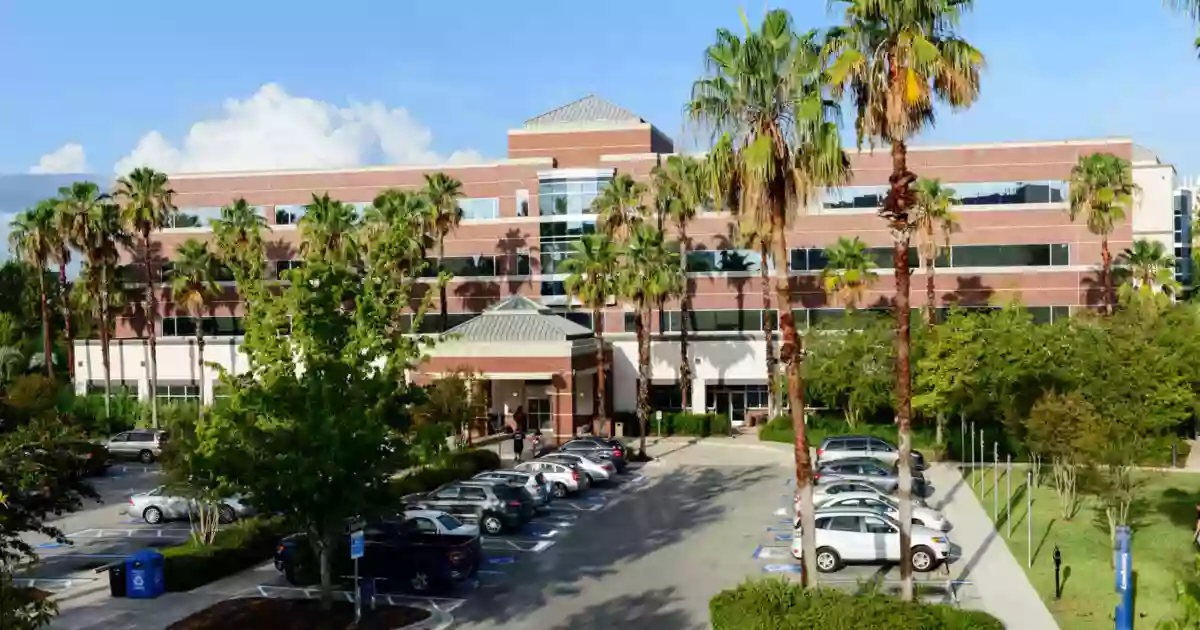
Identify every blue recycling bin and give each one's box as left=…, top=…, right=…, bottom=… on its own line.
left=125, top=549, right=165, bottom=599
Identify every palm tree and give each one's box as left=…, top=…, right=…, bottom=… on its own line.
left=913, top=178, right=961, bottom=324
left=619, top=225, right=681, bottom=456
left=1068, top=152, right=1138, bottom=314
left=653, top=156, right=706, bottom=409
left=9, top=203, right=57, bottom=377
left=212, top=198, right=269, bottom=292
left=593, top=173, right=647, bottom=241
left=826, top=0, right=983, bottom=599
left=362, top=189, right=430, bottom=277
left=689, top=9, right=850, bottom=584
left=55, top=182, right=106, bottom=377
left=71, top=203, right=129, bottom=417
left=561, top=234, right=620, bottom=433
left=115, top=167, right=177, bottom=429
left=423, top=173, right=465, bottom=332
left=170, top=239, right=221, bottom=422
left=299, top=193, right=360, bottom=263
left=821, top=236, right=879, bottom=310
left=1118, top=238, right=1179, bottom=299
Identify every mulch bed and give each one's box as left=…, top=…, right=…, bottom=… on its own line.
left=167, top=597, right=430, bottom=630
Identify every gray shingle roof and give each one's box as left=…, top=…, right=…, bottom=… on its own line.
left=445, top=295, right=593, bottom=342
left=523, top=95, right=645, bottom=129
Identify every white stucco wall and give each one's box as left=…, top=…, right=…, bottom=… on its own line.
left=1133, top=163, right=1176, bottom=251
left=74, top=338, right=248, bottom=404
left=610, top=337, right=769, bottom=412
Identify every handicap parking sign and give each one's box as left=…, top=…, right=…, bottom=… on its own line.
left=350, top=530, right=365, bottom=560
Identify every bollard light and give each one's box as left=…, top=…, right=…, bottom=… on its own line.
left=1053, top=545, right=1062, bottom=600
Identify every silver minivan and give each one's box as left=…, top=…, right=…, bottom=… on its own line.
left=106, top=430, right=168, bottom=464
left=817, top=435, right=926, bottom=471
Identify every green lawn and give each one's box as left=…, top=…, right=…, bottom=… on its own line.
left=966, top=465, right=1200, bottom=629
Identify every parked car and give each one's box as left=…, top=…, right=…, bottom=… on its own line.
left=105, top=430, right=168, bottom=464
left=276, top=510, right=481, bottom=593
left=472, top=470, right=552, bottom=509
left=402, top=481, right=533, bottom=535
left=813, top=479, right=927, bottom=508
left=816, top=457, right=925, bottom=494
left=539, top=452, right=615, bottom=483
left=128, top=486, right=254, bottom=524
left=515, top=460, right=589, bottom=497
left=817, top=435, right=926, bottom=471
left=815, top=491, right=950, bottom=531
left=791, top=508, right=951, bottom=572
left=20, top=441, right=110, bottom=479
left=558, top=438, right=628, bottom=473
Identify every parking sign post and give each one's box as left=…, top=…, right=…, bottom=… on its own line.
left=993, top=442, right=998, bottom=522
left=1006, top=454, right=1012, bottom=538
left=1026, top=469, right=1033, bottom=568
left=350, top=529, right=365, bottom=623
left=969, top=422, right=975, bottom=487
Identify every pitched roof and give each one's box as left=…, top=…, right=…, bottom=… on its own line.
left=444, top=295, right=593, bottom=342
left=523, top=95, right=645, bottom=129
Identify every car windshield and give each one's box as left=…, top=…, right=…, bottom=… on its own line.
left=437, top=514, right=464, bottom=531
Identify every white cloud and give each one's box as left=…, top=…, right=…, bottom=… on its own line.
left=114, top=83, right=486, bottom=175
left=30, top=143, right=89, bottom=174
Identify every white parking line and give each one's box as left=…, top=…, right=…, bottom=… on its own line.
left=10, top=577, right=99, bottom=593
left=64, top=527, right=192, bottom=540
left=480, top=539, right=555, bottom=553
left=256, top=585, right=466, bottom=612
left=546, top=502, right=603, bottom=513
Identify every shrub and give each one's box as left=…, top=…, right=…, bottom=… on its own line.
left=160, top=517, right=289, bottom=592
left=388, top=447, right=504, bottom=499
left=663, top=412, right=730, bottom=437
left=710, top=579, right=1002, bottom=630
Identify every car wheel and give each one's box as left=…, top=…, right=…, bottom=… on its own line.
left=143, top=506, right=163, bottom=524
left=815, top=547, right=841, bottom=573
left=481, top=515, right=504, bottom=536
left=552, top=483, right=568, bottom=499
left=911, top=545, right=936, bottom=572
left=138, top=450, right=154, bottom=464
left=217, top=504, right=237, bottom=524
left=410, top=570, right=431, bottom=593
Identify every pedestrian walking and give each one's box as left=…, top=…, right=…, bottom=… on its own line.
left=512, top=425, right=526, bottom=464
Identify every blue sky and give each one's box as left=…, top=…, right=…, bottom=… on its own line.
left=0, top=1, right=1198, bottom=185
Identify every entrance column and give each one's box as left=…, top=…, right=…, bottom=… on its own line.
left=552, top=372, right=576, bottom=445
left=690, top=377, right=706, bottom=414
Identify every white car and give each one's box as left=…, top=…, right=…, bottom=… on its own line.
left=128, top=486, right=254, bottom=525
left=813, top=480, right=928, bottom=508
left=400, top=509, right=480, bottom=537
left=815, top=492, right=950, bottom=531
left=472, top=470, right=553, bottom=508
left=515, top=460, right=589, bottom=497
left=791, top=508, right=951, bottom=573
left=539, top=452, right=615, bottom=483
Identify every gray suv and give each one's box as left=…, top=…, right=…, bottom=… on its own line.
left=105, top=430, right=168, bottom=464
left=816, top=457, right=925, bottom=494
left=817, top=435, right=926, bottom=471
left=404, top=482, right=534, bottom=536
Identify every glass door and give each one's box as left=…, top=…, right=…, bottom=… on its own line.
left=729, top=391, right=746, bottom=426
left=528, top=398, right=552, bottom=432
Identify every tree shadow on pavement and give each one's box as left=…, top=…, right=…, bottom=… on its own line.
left=451, top=465, right=775, bottom=629
left=546, top=587, right=702, bottom=630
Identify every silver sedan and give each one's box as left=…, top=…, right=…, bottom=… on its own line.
left=539, top=452, right=615, bottom=483
left=128, top=486, right=255, bottom=525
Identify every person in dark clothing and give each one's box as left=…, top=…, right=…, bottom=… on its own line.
left=512, top=409, right=526, bottom=463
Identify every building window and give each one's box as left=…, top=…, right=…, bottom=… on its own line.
left=162, top=317, right=245, bottom=337
left=512, top=254, right=532, bottom=276
left=156, top=382, right=201, bottom=404
left=660, top=309, right=772, bottom=333
left=686, top=249, right=766, bottom=273
left=87, top=380, right=138, bottom=397
left=416, top=313, right=478, bottom=334
left=516, top=189, right=530, bottom=218
left=949, top=244, right=1069, bottom=268
left=459, top=198, right=500, bottom=221
left=823, top=180, right=1068, bottom=210
left=275, top=205, right=305, bottom=225
left=423, top=255, right=497, bottom=278
left=540, top=220, right=597, bottom=274
left=650, top=384, right=683, bottom=412
left=624, top=312, right=637, bottom=332
left=551, top=309, right=592, bottom=330
left=276, top=260, right=304, bottom=279
left=538, top=177, right=610, bottom=216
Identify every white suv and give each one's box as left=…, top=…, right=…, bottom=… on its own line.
left=791, top=508, right=951, bottom=573
left=515, top=460, right=589, bottom=498
left=815, top=492, right=951, bottom=531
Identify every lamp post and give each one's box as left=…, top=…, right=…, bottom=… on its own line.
left=1053, top=546, right=1062, bottom=600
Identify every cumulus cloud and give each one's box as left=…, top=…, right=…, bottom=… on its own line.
left=30, top=143, right=89, bottom=174
left=113, top=83, right=486, bottom=175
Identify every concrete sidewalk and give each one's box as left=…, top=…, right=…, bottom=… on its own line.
left=925, top=463, right=1059, bottom=629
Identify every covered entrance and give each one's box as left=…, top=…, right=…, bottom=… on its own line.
left=706, top=383, right=770, bottom=427
left=416, top=295, right=606, bottom=443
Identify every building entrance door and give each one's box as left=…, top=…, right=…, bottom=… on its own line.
left=528, top=398, right=551, bottom=432
left=728, top=391, right=746, bottom=427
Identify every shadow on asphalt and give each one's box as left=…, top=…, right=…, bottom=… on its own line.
left=450, top=464, right=775, bottom=629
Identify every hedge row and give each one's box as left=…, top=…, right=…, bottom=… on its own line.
left=389, top=448, right=503, bottom=499
left=161, top=516, right=289, bottom=592
left=613, top=411, right=730, bottom=437
left=710, top=579, right=1002, bottom=630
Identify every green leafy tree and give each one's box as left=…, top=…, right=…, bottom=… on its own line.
left=690, top=10, right=850, bottom=582
left=299, top=193, right=359, bottom=264
left=913, top=178, right=960, bottom=325
left=169, top=239, right=221, bottom=422
left=68, top=203, right=128, bottom=418
left=1118, top=238, right=1179, bottom=301
left=115, top=167, right=176, bottom=429
left=821, top=236, right=879, bottom=311
left=1068, top=152, right=1138, bottom=314
left=422, top=173, right=464, bottom=332
left=415, top=368, right=486, bottom=459
left=55, top=183, right=106, bottom=378
left=619, top=225, right=681, bottom=456
left=212, top=198, right=269, bottom=292
left=8, top=204, right=56, bottom=378
left=826, top=0, right=985, bottom=599
left=594, top=173, right=646, bottom=242
left=1025, top=390, right=1094, bottom=520
left=560, top=234, right=619, bottom=431
left=362, top=189, right=429, bottom=279
left=805, top=312, right=893, bottom=428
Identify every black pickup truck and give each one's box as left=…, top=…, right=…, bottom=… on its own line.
left=275, top=510, right=483, bottom=593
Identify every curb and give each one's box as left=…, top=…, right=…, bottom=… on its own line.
left=403, top=602, right=454, bottom=630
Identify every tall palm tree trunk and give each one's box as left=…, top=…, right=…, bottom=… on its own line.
left=889, top=140, right=917, bottom=601
left=678, top=230, right=693, bottom=412
left=761, top=243, right=777, bottom=421
left=1101, top=235, right=1113, bottom=314
left=37, top=269, right=53, bottom=378
left=60, top=263, right=74, bottom=378
left=593, top=307, right=607, bottom=434
left=144, top=233, right=161, bottom=429
left=923, top=221, right=936, bottom=326
left=438, top=236, right=448, bottom=332
left=195, top=317, right=205, bottom=423
left=772, top=206, right=815, bottom=586
left=636, top=305, right=650, bottom=456
left=100, top=267, right=112, bottom=418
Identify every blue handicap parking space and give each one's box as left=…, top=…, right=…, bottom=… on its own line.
left=774, top=533, right=792, bottom=542
left=762, top=563, right=802, bottom=574
left=487, top=556, right=516, bottom=566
